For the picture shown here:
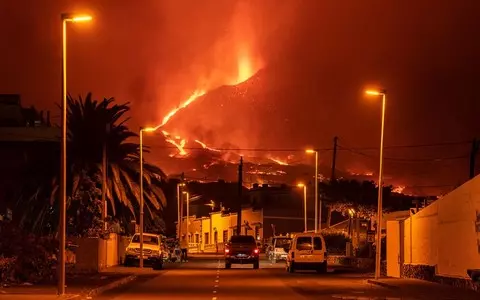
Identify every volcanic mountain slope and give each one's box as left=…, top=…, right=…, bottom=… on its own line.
left=151, top=67, right=460, bottom=196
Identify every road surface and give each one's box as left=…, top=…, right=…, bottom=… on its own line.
left=95, top=258, right=468, bottom=300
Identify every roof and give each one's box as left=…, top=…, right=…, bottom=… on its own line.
left=0, top=127, right=59, bottom=142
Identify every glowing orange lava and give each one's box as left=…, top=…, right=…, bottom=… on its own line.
left=268, top=157, right=289, bottom=166
left=194, top=140, right=221, bottom=152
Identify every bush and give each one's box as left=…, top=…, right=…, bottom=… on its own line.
left=0, top=224, right=57, bottom=284
left=322, top=229, right=351, bottom=255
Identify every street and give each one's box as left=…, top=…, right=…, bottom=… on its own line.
left=96, top=258, right=403, bottom=300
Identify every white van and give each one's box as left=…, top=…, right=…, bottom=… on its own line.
left=285, top=232, right=327, bottom=273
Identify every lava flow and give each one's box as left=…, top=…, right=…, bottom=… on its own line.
left=156, top=47, right=262, bottom=158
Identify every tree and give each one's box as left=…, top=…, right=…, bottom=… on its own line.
left=320, top=179, right=394, bottom=227
left=16, top=93, right=167, bottom=234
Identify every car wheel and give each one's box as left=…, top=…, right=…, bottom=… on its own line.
left=124, top=258, right=131, bottom=267
left=288, top=262, right=295, bottom=273
left=225, top=263, right=231, bottom=269
left=253, top=261, right=259, bottom=269
left=153, top=261, right=163, bottom=270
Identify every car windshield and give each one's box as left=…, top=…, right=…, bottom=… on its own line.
left=230, top=235, right=256, bottom=244
left=274, top=238, right=291, bottom=248
left=132, top=234, right=158, bottom=245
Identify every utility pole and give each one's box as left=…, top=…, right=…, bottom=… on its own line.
left=237, top=157, right=243, bottom=235
left=470, top=138, right=479, bottom=179
left=102, top=122, right=110, bottom=231
left=331, top=136, right=338, bottom=181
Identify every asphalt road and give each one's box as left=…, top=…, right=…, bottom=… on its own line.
left=95, top=259, right=406, bottom=300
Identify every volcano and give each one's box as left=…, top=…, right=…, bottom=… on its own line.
left=147, top=66, right=460, bottom=197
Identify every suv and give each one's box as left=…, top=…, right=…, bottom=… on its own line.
left=286, top=232, right=327, bottom=273
left=125, top=233, right=163, bottom=270
left=224, top=235, right=260, bottom=269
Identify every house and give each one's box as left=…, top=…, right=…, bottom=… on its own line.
left=178, top=208, right=263, bottom=253
left=386, top=174, right=480, bottom=287
left=0, top=94, right=59, bottom=220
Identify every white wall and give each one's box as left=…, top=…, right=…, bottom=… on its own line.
left=400, top=175, right=480, bottom=278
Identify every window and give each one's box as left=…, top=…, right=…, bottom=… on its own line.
left=255, top=227, right=259, bottom=240
left=313, top=237, right=323, bottom=250
left=204, top=232, right=209, bottom=245
left=132, top=234, right=158, bottom=245
left=223, top=230, right=228, bottom=243
left=195, top=233, right=199, bottom=244
left=232, top=228, right=238, bottom=236
left=214, top=231, right=218, bottom=243
left=230, top=235, right=256, bottom=244
left=296, top=237, right=312, bottom=251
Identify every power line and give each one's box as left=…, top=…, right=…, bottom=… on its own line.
left=339, top=145, right=469, bottom=163
left=342, top=140, right=470, bottom=150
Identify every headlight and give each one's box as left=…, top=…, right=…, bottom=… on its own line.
left=126, top=247, right=135, bottom=254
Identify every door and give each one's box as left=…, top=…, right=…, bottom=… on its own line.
left=294, top=236, right=313, bottom=263
left=312, top=236, right=325, bottom=262
left=386, top=220, right=403, bottom=277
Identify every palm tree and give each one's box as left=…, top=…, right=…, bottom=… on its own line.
left=16, top=93, right=167, bottom=234
left=66, top=93, right=167, bottom=225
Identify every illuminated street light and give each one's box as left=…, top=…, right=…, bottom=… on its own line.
left=177, top=183, right=185, bottom=240
left=297, top=183, right=307, bottom=232
left=182, top=191, right=190, bottom=242
left=305, top=149, right=320, bottom=232
left=365, top=89, right=387, bottom=280
left=58, top=12, right=92, bottom=296
left=348, top=208, right=356, bottom=217
left=138, top=126, right=159, bottom=268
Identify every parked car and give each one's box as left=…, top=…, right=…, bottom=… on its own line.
left=124, top=233, right=163, bottom=270
left=268, top=236, right=292, bottom=261
left=286, top=232, right=327, bottom=273
left=224, top=235, right=260, bottom=269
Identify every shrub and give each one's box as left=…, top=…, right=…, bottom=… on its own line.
left=322, top=229, right=351, bottom=255
left=0, top=224, right=57, bottom=284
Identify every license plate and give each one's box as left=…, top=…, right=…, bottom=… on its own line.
left=237, top=254, right=247, bottom=257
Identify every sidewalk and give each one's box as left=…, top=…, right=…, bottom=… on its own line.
left=367, top=278, right=480, bottom=300
left=0, top=272, right=136, bottom=299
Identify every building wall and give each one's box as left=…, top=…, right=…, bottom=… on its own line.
left=178, top=208, right=263, bottom=252
left=396, top=175, right=480, bottom=278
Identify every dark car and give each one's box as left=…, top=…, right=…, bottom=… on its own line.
left=224, top=235, right=260, bottom=269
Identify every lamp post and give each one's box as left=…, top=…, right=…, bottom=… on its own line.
left=139, top=126, right=156, bottom=268
left=177, top=183, right=185, bottom=240
left=365, top=89, right=387, bottom=280
left=183, top=191, right=190, bottom=243
left=59, top=13, right=92, bottom=296
left=297, top=183, right=307, bottom=232
left=306, top=149, right=319, bottom=232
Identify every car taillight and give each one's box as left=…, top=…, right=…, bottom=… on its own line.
left=253, top=248, right=259, bottom=254
left=225, top=248, right=230, bottom=254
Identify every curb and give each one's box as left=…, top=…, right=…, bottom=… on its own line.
left=366, top=279, right=400, bottom=290
left=333, top=296, right=401, bottom=300
left=85, top=275, right=137, bottom=298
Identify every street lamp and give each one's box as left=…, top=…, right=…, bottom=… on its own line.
left=177, top=183, right=185, bottom=240
left=297, top=183, right=307, bottom=232
left=182, top=191, right=190, bottom=243
left=59, top=13, right=92, bottom=296
left=306, top=149, right=320, bottom=232
left=365, top=89, right=387, bottom=280
left=139, top=126, right=156, bottom=268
